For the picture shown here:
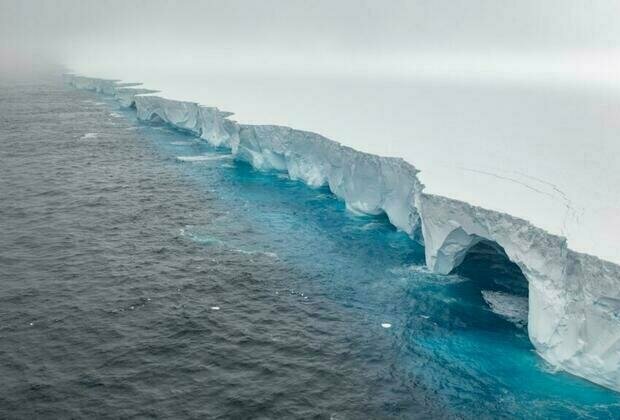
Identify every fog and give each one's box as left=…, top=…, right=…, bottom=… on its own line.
left=2, top=0, right=620, bottom=85
left=2, top=0, right=620, bottom=263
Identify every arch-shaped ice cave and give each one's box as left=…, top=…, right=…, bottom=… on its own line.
left=419, top=193, right=620, bottom=390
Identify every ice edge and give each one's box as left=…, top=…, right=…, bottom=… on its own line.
left=64, top=73, right=620, bottom=392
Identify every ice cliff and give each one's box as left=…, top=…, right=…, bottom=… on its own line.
left=64, top=74, right=620, bottom=392
left=133, top=95, right=239, bottom=149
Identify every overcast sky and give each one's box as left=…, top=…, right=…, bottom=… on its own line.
left=2, top=0, right=620, bottom=84
left=2, top=1, right=619, bottom=262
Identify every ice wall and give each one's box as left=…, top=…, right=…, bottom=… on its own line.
left=237, top=125, right=422, bottom=234
left=133, top=95, right=239, bottom=150
left=115, top=87, right=160, bottom=108
left=64, top=74, right=620, bottom=392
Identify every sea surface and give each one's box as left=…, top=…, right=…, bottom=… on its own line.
left=0, top=75, right=619, bottom=418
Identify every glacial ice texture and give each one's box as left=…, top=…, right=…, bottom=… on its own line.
left=64, top=74, right=620, bottom=392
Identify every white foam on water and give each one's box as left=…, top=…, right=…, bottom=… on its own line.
left=389, top=264, right=466, bottom=286
left=81, top=132, right=99, bottom=139
left=360, top=221, right=384, bottom=231
left=389, top=264, right=430, bottom=275
left=481, top=290, right=529, bottom=328
left=344, top=203, right=374, bottom=218
left=233, top=248, right=278, bottom=258
left=179, top=227, right=223, bottom=246
left=170, top=140, right=196, bottom=146
left=211, top=306, right=220, bottom=310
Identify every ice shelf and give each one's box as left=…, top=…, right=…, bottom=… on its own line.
left=64, top=73, right=620, bottom=392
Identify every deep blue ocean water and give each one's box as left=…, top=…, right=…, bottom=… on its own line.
left=1, top=76, right=619, bottom=418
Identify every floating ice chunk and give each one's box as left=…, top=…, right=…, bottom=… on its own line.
left=211, top=306, right=220, bottom=310
left=381, top=323, right=392, bottom=328
left=176, top=154, right=232, bottom=162
left=481, top=290, right=528, bottom=328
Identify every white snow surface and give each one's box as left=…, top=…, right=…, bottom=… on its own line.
left=64, top=74, right=620, bottom=392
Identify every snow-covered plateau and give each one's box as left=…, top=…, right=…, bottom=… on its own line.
left=64, top=74, right=620, bottom=392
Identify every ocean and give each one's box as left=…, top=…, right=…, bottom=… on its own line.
left=0, top=75, right=618, bottom=418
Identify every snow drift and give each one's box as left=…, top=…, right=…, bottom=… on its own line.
left=64, top=73, right=620, bottom=392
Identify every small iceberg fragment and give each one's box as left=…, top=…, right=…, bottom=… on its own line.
left=176, top=154, right=232, bottom=162
left=481, top=290, right=528, bottom=328
left=381, top=322, right=392, bottom=329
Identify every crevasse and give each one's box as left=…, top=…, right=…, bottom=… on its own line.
left=64, top=74, right=620, bottom=392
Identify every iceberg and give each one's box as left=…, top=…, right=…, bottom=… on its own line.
left=481, top=290, right=529, bottom=329
left=64, top=73, right=620, bottom=392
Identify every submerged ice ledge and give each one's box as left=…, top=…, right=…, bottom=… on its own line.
left=64, top=74, right=620, bottom=392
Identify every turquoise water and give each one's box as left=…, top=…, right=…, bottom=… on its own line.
left=1, top=77, right=618, bottom=418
